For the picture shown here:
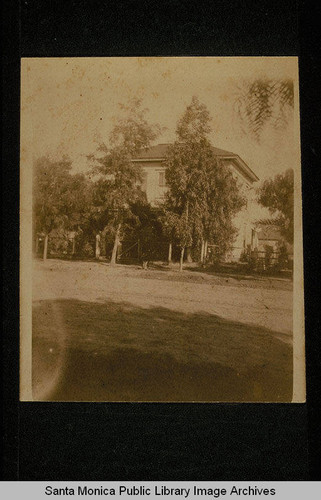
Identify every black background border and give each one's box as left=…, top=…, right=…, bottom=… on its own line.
left=2, top=0, right=321, bottom=481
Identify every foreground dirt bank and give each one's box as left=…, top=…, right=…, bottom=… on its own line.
left=32, top=260, right=293, bottom=402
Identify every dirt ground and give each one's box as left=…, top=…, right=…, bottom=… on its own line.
left=32, top=259, right=293, bottom=402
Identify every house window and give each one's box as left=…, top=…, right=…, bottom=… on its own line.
left=158, top=171, right=166, bottom=187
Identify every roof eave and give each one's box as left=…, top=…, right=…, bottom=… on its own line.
left=131, top=154, right=259, bottom=183
left=228, top=156, right=259, bottom=183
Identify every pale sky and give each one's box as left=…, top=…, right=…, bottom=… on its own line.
left=21, top=57, right=300, bottom=184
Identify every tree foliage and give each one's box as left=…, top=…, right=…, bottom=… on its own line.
left=129, top=202, right=163, bottom=261
left=109, top=98, right=162, bottom=156
left=257, top=168, right=294, bottom=243
left=234, top=79, right=294, bottom=141
left=91, top=99, right=160, bottom=211
left=33, top=156, right=90, bottom=236
left=176, top=96, right=211, bottom=142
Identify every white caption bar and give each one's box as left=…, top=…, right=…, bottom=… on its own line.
left=1, top=482, right=320, bottom=500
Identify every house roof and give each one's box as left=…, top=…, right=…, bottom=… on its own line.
left=132, top=143, right=259, bottom=183
left=134, top=143, right=238, bottom=159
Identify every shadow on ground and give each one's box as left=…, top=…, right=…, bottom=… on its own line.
left=32, top=299, right=292, bottom=402
left=185, top=263, right=293, bottom=282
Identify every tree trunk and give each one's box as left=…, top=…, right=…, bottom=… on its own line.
left=35, top=236, right=39, bottom=254
left=72, top=237, right=76, bottom=255
left=95, top=233, right=101, bottom=260
left=200, top=239, right=205, bottom=264
left=204, top=240, right=208, bottom=263
left=179, top=247, right=185, bottom=272
left=186, top=247, right=193, bottom=263
left=168, top=241, right=172, bottom=265
left=43, top=234, right=49, bottom=262
left=110, top=224, right=121, bottom=265
left=101, top=227, right=107, bottom=257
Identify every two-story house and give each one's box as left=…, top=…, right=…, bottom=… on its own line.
left=132, top=143, right=259, bottom=261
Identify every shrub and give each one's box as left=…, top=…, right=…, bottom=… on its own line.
left=80, top=241, right=95, bottom=259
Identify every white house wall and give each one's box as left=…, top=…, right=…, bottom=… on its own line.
left=224, top=160, right=257, bottom=261
left=140, top=162, right=168, bottom=205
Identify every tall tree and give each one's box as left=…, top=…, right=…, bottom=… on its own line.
left=33, top=156, right=90, bottom=260
left=257, top=168, right=294, bottom=243
left=162, top=96, right=245, bottom=269
left=90, top=99, right=161, bottom=264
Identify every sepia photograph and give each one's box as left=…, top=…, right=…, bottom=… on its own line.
left=20, top=57, right=305, bottom=402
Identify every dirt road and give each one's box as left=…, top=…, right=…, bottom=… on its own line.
left=32, top=259, right=293, bottom=402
